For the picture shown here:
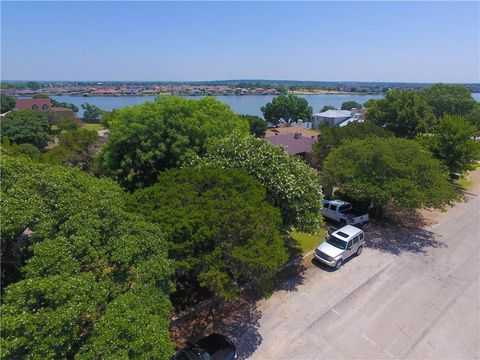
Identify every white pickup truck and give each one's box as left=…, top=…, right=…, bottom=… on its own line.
left=321, top=199, right=369, bottom=226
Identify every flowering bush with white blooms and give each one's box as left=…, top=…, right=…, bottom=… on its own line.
left=190, top=134, right=323, bottom=233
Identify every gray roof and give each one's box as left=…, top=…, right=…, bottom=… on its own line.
left=265, top=133, right=317, bottom=155
left=313, top=109, right=352, bottom=118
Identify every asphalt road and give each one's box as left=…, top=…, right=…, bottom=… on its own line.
left=249, top=175, right=480, bottom=359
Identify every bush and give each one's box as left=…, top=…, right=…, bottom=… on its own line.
left=1, top=110, right=51, bottom=148
left=191, top=134, right=323, bottom=233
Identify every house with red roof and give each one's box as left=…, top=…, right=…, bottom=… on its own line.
left=15, top=98, right=77, bottom=124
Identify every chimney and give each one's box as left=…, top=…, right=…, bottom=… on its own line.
left=351, top=108, right=357, bottom=117
left=297, top=119, right=303, bottom=128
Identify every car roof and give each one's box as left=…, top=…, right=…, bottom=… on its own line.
left=333, top=225, right=362, bottom=239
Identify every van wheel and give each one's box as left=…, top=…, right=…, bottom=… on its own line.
left=335, top=259, right=342, bottom=270
left=356, top=246, right=363, bottom=256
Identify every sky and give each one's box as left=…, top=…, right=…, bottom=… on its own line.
left=1, top=1, right=479, bottom=83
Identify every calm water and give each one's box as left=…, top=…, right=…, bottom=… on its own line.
left=53, top=93, right=480, bottom=118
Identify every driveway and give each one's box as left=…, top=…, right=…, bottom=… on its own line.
left=248, top=172, right=480, bottom=359
left=171, top=170, right=480, bottom=359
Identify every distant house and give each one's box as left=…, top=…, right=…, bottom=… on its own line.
left=16, top=98, right=53, bottom=111
left=312, top=108, right=366, bottom=128
left=16, top=98, right=76, bottom=124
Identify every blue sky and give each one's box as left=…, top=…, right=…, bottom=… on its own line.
left=1, top=1, right=478, bottom=82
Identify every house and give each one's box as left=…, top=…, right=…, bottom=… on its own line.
left=265, top=120, right=319, bottom=139
left=16, top=98, right=53, bottom=110
left=16, top=98, right=76, bottom=124
left=264, top=120, right=319, bottom=168
left=312, top=108, right=365, bottom=128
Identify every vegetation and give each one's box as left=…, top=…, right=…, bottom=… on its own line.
left=419, top=115, right=480, bottom=176
left=191, top=134, right=323, bottom=233
left=100, top=96, right=249, bottom=191
left=366, top=89, right=436, bottom=138
left=82, top=103, right=105, bottom=122
left=43, top=129, right=98, bottom=171
left=51, top=98, right=80, bottom=114
left=290, top=229, right=326, bottom=254
left=320, top=105, right=336, bottom=112
left=312, top=122, right=393, bottom=168
left=0, top=156, right=174, bottom=359
left=128, top=167, right=288, bottom=299
left=323, top=137, right=457, bottom=217
left=1, top=110, right=51, bottom=149
left=421, top=84, right=477, bottom=118
left=341, top=101, right=362, bottom=110
left=56, top=118, right=81, bottom=132
left=1, top=94, right=16, bottom=113
left=239, top=114, right=267, bottom=137
left=83, top=123, right=103, bottom=132
left=261, top=94, right=313, bottom=125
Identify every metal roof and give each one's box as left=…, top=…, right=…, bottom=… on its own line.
left=312, top=109, right=352, bottom=118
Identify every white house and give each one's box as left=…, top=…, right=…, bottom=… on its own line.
left=312, top=108, right=365, bottom=128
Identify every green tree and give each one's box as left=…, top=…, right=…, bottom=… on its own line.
left=43, top=128, right=98, bottom=170
left=191, top=135, right=323, bottom=233
left=56, top=118, right=81, bottom=132
left=320, top=105, right=336, bottom=112
left=341, top=101, right=362, bottom=110
left=128, top=167, right=288, bottom=299
left=100, top=96, right=249, bottom=191
left=1, top=110, right=51, bottom=148
left=0, top=156, right=174, bottom=359
left=419, top=115, right=480, bottom=176
left=25, top=81, right=41, bottom=90
left=313, top=122, right=393, bottom=168
left=421, top=84, right=477, bottom=118
left=323, top=137, right=456, bottom=217
left=466, top=103, right=480, bottom=132
left=1, top=94, right=17, bottom=113
left=51, top=98, right=80, bottom=114
left=275, top=84, right=288, bottom=95
left=239, top=114, right=267, bottom=137
left=366, top=89, right=436, bottom=138
left=261, top=94, right=313, bottom=125
left=82, top=103, right=105, bottom=122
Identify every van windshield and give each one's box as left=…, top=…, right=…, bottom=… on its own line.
left=326, top=235, right=347, bottom=249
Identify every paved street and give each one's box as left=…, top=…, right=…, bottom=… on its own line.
left=248, top=172, right=480, bottom=359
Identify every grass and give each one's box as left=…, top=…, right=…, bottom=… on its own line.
left=455, top=177, right=473, bottom=190
left=82, top=123, right=103, bottom=131
left=290, top=227, right=326, bottom=254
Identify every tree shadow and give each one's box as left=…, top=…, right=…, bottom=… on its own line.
left=363, top=222, right=447, bottom=256
left=273, top=262, right=307, bottom=292
left=170, top=291, right=263, bottom=359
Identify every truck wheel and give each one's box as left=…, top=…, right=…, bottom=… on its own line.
left=356, top=246, right=363, bottom=256
left=335, top=259, right=342, bottom=270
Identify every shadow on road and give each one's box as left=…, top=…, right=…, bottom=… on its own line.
left=170, top=260, right=307, bottom=359
left=364, top=222, right=447, bottom=256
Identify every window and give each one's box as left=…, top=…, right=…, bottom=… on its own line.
left=338, top=204, right=350, bottom=212
left=323, top=203, right=330, bottom=209
left=353, top=236, right=359, bottom=244
left=336, top=231, right=349, bottom=238
left=347, top=240, right=353, bottom=249
left=32, top=104, right=39, bottom=109
left=359, top=233, right=364, bottom=240
left=42, top=104, right=49, bottom=110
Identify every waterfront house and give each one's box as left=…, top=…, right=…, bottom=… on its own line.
left=312, top=108, right=365, bottom=128
left=16, top=98, right=77, bottom=124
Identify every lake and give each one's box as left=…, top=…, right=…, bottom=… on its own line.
left=53, top=93, right=480, bottom=118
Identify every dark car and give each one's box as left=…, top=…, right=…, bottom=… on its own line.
left=172, top=333, right=237, bottom=360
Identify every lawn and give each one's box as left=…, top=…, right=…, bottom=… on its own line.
left=82, top=123, right=103, bottom=131
left=290, top=227, right=326, bottom=254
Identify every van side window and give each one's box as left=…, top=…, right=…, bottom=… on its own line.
left=353, top=236, right=359, bottom=244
